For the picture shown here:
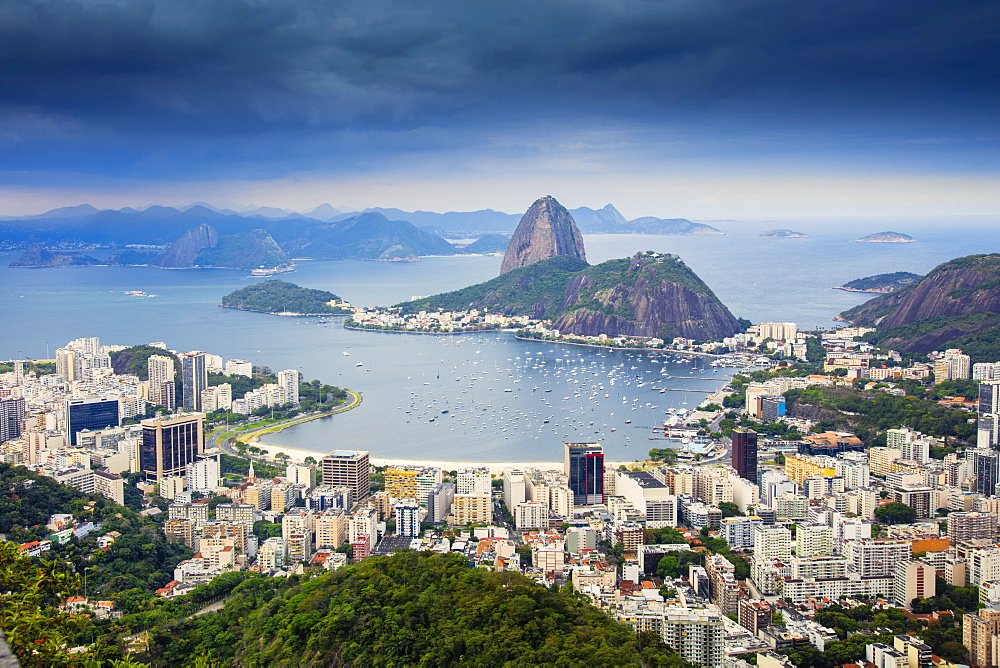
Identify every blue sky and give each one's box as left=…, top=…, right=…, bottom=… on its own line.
left=0, top=0, right=997, bottom=218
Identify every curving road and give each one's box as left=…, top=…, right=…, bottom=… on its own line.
left=208, top=390, right=362, bottom=458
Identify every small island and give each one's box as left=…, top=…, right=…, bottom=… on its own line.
left=834, top=271, right=923, bottom=294
left=759, top=228, right=807, bottom=238
left=854, top=231, right=916, bottom=243
left=220, top=280, right=352, bottom=316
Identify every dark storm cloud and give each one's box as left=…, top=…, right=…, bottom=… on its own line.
left=0, top=0, right=997, bottom=178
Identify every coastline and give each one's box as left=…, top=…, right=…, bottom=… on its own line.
left=218, top=304, right=351, bottom=317
left=512, top=335, right=722, bottom=358
left=343, top=324, right=501, bottom=335
left=254, top=442, right=631, bottom=475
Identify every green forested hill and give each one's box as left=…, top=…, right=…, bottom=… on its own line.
left=146, top=551, right=691, bottom=667
left=221, top=280, right=352, bottom=315
left=110, top=345, right=181, bottom=380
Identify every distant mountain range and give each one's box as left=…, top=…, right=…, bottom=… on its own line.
left=1, top=200, right=727, bottom=269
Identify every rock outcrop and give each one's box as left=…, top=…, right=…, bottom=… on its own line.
left=157, top=224, right=219, bottom=268
left=500, top=196, right=587, bottom=274
left=157, top=224, right=291, bottom=269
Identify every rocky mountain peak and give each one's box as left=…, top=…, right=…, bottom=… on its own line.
left=499, top=196, right=587, bottom=274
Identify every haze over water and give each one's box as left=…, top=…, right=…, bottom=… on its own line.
left=0, top=222, right=993, bottom=462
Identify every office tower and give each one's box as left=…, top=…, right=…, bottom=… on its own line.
left=564, top=442, right=604, bottom=505
left=0, top=397, right=26, bottom=443
left=139, top=412, right=205, bottom=480
left=972, top=450, right=1000, bottom=496
left=981, top=381, right=1000, bottom=415
left=148, top=354, right=175, bottom=406
left=65, top=397, right=120, bottom=447
left=181, top=351, right=208, bottom=411
left=321, top=450, right=370, bottom=505
left=731, top=429, right=759, bottom=484
left=277, top=369, right=299, bottom=405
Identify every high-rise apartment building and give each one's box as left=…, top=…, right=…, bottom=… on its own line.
left=148, top=355, right=175, bottom=407
left=181, top=351, right=208, bottom=411
left=0, top=397, right=26, bottom=443
left=321, top=450, right=370, bottom=505
left=395, top=502, right=421, bottom=537
left=65, top=397, right=120, bottom=447
left=277, top=369, right=299, bottom=405
left=456, top=467, right=491, bottom=495
left=139, top=412, right=205, bottom=480
left=731, top=429, right=758, bottom=484
left=949, top=512, right=998, bottom=542
left=659, top=607, right=725, bottom=668
left=564, top=442, right=604, bottom=505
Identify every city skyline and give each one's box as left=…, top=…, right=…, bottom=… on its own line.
left=0, top=0, right=997, bottom=219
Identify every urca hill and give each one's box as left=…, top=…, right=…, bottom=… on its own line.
left=404, top=196, right=742, bottom=341
left=839, top=253, right=1000, bottom=361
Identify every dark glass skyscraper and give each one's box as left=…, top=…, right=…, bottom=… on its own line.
left=564, top=442, right=604, bottom=505
left=140, top=413, right=204, bottom=480
left=65, top=398, right=120, bottom=447
left=731, top=428, right=759, bottom=484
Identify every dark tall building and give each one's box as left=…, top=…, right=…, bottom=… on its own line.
left=731, top=428, right=759, bottom=484
left=65, top=398, right=120, bottom=448
left=181, top=351, right=208, bottom=412
left=0, top=397, right=26, bottom=443
left=979, top=381, right=1000, bottom=415
left=971, top=449, right=999, bottom=496
left=564, top=442, right=604, bottom=505
left=140, top=413, right=204, bottom=481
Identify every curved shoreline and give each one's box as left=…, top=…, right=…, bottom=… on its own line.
left=343, top=324, right=501, bottom=335
left=512, top=335, right=722, bottom=358
left=219, top=304, right=351, bottom=317
left=230, top=390, right=363, bottom=446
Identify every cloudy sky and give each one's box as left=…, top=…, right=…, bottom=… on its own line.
left=1, top=0, right=997, bottom=218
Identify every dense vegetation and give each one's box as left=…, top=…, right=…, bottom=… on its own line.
left=785, top=385, right=975, bottom=445
left=144, top=551, right=692, bottom=667
left=840, top=254, right=1000, bottom=361
left=784, top=603, right=965, bottom=666
left=401, top=255, right=589, bottom=317
left=839, top=271, right=922, bottom=291
left=0, top=465, right=191, bottom=608
left=402, top=251, right=722, bottom=327
left=220, top=280, right=351, bottom=315
left=110, top=345, right=181, bottom=381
